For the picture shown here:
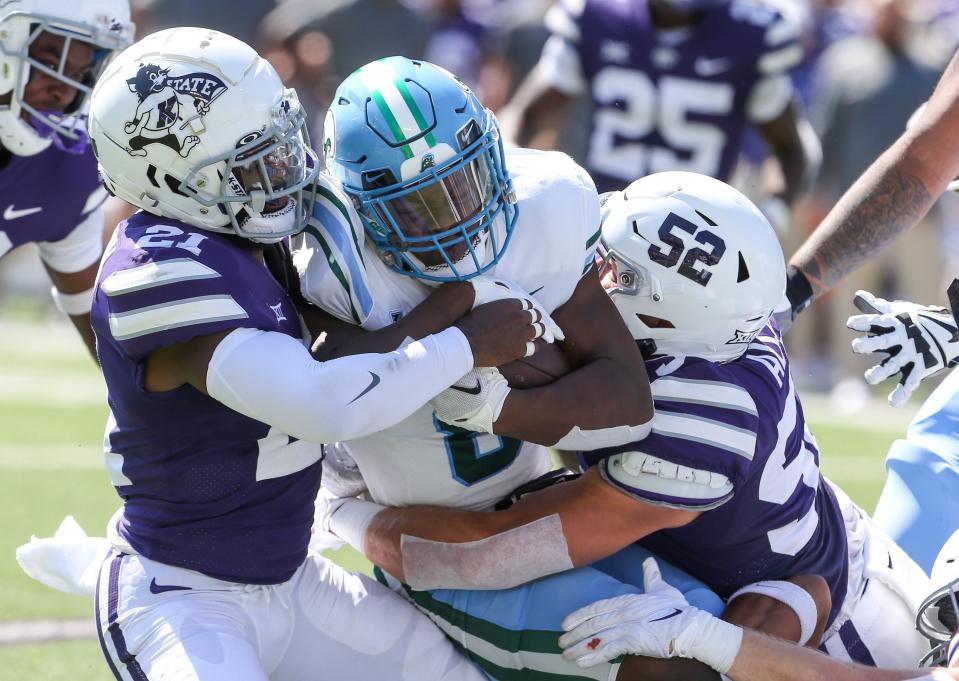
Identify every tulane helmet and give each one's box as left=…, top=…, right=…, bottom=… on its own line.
left=324, top=56, right=518, bottom=283
left=598, top=172, right=785, bottom=363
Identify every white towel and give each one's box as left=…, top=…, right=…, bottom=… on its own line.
left=15, top=516, right=110, bottom=599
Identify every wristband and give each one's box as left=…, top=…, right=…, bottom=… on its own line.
left=51, top=285, right=95, bottom=316
left=728, top=580, right=818, bottom=645
left=327, top=498, right=385, bottom=554
left=785, top=266, right=814, bottom=314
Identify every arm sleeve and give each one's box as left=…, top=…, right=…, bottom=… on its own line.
left=37, top=206, right=105, bottom=274
left=206, top=326, right=474, bottom=443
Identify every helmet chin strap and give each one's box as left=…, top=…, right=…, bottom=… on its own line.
left=237, top=198, right=298, bottom=244
left=0, top=109, right=52, bottom=156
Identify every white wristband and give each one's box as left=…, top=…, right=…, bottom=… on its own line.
left=51, top=285, right=95, bottom=316
left=728, top=580, right=818, bottom=645
left=327, top=498, right=385, bottom=555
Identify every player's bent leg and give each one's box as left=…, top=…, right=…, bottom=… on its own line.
left=272, top=552, right=486, bottom=681
left=873, top=372, right=959, bottom=574
left=95, top=551, right=268, bottom=681
left=590, top=544, right=725, bottom=616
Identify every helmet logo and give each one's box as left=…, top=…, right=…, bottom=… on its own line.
left=726, top=328, right=761, bottom=346
left=123, top=63, right=228, bottom=159
left=420, top=153, right=436, bottom=172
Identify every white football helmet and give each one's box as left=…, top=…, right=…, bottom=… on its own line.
left=0, top=0, right=133, bottom=155
left=599, top=171, right=786, bottom=362
left=88, top=27, right=319, bottom=242
left=918, top=530, right=959, bottom=666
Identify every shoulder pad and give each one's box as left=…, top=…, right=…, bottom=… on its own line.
left=601, top=451, right=734, bottom=510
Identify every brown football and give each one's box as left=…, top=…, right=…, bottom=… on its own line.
left=498, top=339, right=571, bottom=388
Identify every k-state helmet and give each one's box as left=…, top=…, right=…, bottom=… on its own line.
left=599, top=171, right=785, bottom=362
left=918, top=530, right=959, bottom=667
left=88, top=27, right=318, bottom=242
left=0, top=0, right=133, bottom=155
left=323, top=56, right=518, bottom=283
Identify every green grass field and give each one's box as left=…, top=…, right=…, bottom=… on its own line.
left=0, top=315, right=919, bottom=680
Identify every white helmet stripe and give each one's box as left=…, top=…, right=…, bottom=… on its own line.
left=358, top=60, right=433, bottom=158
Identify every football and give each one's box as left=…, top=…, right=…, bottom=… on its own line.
left=498, top=339, right=571, bottom=388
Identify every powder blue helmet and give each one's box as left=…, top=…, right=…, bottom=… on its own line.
left=323, top=56, right=518, bottom=282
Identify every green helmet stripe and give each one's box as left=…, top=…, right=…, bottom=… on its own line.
left=369, top=88, right=414, bottom=160
left=393, top=76, right=437, bottom=148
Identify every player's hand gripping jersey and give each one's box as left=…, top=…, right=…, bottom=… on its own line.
left=93, top=212, right=320, bottom=584
left=295, top=148, right=601, bottom=510
left=540, top=0, right=803, bottom=192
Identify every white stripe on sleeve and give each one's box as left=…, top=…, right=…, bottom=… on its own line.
left=101, top=258, right=220, bottom=296
left=109, top=295, right=247, bottom=340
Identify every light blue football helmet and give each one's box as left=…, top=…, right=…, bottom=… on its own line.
left=323, top=56, right=518, bottom=282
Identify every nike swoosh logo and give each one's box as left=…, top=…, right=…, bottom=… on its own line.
left=149, top=578, right=192, bottom=594
left=530, top=286, right=544, bottom=295
left=694, top=57, right=731, bottom=76
left=4, top=205, right=42, bottom=220
left=649, top=608, right=682, bottom=622
left=451, top=381, right=482, bottom=395
left=348, top=371, right=381, bottom=404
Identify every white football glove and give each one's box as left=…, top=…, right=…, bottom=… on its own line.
left=847, top=290, right=959, bottom=407
left=321, top=442, right=368, bottom=498
left=430, top=366, right=511, bottom=434
left=559, top=558, right=743, bottom=673
left=469, top=275, right=565, bottom=349
left=310, top=486, right=352, bottom=553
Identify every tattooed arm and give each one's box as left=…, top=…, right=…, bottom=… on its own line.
left=788, top=49, right=959, bottom=303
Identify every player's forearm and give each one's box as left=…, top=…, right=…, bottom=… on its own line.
left=789, top=144, right=936, bottom=299
left=774, top=116, right=820, bottom=205
left=728, top=629, right=944, bottom=681
left=494, top=358, right=653, bottom=447
left=68, top=313, right=99, bottom=363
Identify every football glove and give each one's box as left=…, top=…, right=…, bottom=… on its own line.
left=559, top=558, right=743, bottom=673
left=469, top=275, right=565, bottom=346
left=321, top=442, right=368, bottom=498
left=430, top=366, right=511, bottom=434
left=847, top=289, right=959, bottom=407
left=310, top=487, right=351, bottom=553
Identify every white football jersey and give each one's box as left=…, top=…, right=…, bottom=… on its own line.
left=294, top=149, right=601, bottom=509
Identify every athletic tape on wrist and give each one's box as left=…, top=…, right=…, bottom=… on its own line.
left=728, top=579, right=818, bottom=645
left=50, top=285, right=95, bottom=316
left=327, top=498, right=385, bottom=555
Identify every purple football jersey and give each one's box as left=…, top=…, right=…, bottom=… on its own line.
left=92, top=212, right=321, bottom=584
left=552, top=0, right=802, bottom=192
left=0, top=144, right=104, bottom=258
left=582, top=323, right=849, bottom=625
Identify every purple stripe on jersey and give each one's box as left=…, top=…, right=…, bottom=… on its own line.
left=95, top=553, right=123, bottom=681
left=104, top=554, right=150, bottom=681
left=838, top=617, right=877, bottom=666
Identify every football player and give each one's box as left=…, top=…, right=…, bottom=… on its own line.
left=80, top=28, right=546, bottom=681
left=320, top=172, right=931, bottom=669
left=775, top=46, right=959, bottom=576
left=294, top=56, right=725, bottom=681
left=557, top=530, right=959, bottom=681
left=0, top=0, right=132, bottom=357
left=500, top=0, right=819, bottom=227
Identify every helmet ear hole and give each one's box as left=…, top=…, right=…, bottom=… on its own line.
left=638, top=314, right=674, bottom=329
left=737, top=251, right=750, bottom=282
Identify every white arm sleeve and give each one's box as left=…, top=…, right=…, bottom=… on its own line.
left=36, top=208, right=105, bottom=274
left=207, top=326, right=473, bottom=443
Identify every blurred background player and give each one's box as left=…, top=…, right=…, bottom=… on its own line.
left=0, top=0, right=132, bottom=358
left=499, top=0, right=820, bottom=235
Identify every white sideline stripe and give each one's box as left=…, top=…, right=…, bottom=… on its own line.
left=652, top=376, right=757, bottom=415
left=101, top=258, right=219, bottom=296
left=0, top=618, right=95, bottom=645
left=109, top=294, right=247, bottom=340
